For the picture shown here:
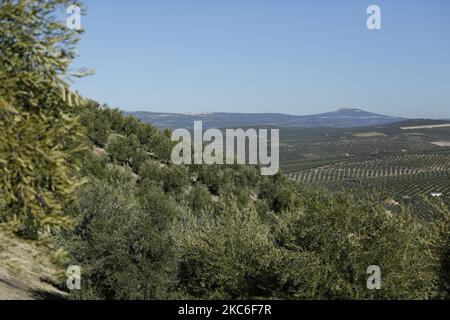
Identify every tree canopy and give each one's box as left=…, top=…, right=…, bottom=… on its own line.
left=0, top=0, right=86, bottom=235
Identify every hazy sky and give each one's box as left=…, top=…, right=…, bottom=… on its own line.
left=71, top=0, right=450, bottom=118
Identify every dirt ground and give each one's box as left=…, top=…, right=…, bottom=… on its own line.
left=0, top=232, right=67, bottom=300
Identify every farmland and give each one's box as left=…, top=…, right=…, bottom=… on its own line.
left=280, top=120, right=450, bottom=217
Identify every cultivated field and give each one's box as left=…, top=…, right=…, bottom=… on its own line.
left=280, top=120, right=450, bottom=217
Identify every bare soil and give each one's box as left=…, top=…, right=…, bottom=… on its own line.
left=0, top=232, right=67, bottom=300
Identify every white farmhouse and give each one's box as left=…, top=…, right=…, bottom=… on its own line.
left=431, top=193, right=443, bottom=198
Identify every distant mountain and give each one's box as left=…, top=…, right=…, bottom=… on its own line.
left=127, top=108, right=406, bottom=130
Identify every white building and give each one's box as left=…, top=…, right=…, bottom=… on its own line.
left=431, top=193, right=443, bottom=198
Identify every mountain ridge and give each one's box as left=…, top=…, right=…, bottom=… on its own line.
left=126, top=108, right=407, bottom=130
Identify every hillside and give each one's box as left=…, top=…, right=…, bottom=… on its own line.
left=58, top=103, right=449, bottom=300
left=1, top=0, right=449, bottom=301
left=127, top=108, right=406, bottom=130
left=0, top=232, right=66, bottom=300
left=1, top=102, right=449, bottom=300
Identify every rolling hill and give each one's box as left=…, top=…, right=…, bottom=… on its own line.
left=127, top=108, right=406, bottom=130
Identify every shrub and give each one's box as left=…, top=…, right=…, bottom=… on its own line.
left=80, top=102, right=110, bottom=147
left=175, top=201, right=281, bottom=299
left=67, top=167, right=178, bottom=300
left=273, top=191, right=441, bottom=299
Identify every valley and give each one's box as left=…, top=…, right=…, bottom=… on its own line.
left=280, top=120, right=450, bottom=217
left=131, top=108, right=450, bottom=218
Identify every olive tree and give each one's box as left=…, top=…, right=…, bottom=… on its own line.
left=0, top=0, right=88, bottom=235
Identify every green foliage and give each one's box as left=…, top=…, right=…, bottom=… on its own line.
left=8, top=2, right=445, bottom=301
left=259, top=174, right=297, bottom=213
left=163, top=165, right=190, bottom=194
left=175, top=187, right=443, bottom=299
left=272, top=190, right=440, bottom=299
left=188, top=185, right=213, bottom=212
left=176, top=201, right=281, bottom=299
left=64, top=104, right=450, bottom=300
left=107, top=134, right=138, bottom=166
left=0, top=193, right=11, bottom=222
left=0, top=0, right=87, bottom=235
left=138, top=160, right=164, bottom=186
left=80, top=102, right=110, bottom=147
left=79, top=103, right=175, bottom=168
left=429, top=201, right=450, bottom=299
left=193, top=165, right=227, bottom=196
left=66, top=166, right=177, bottom=300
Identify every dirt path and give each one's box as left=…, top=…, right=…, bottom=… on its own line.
left=0, top=232, right=67, bottom=300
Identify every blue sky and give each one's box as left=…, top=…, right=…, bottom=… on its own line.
left=71, top=0, right=450, bottom=118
